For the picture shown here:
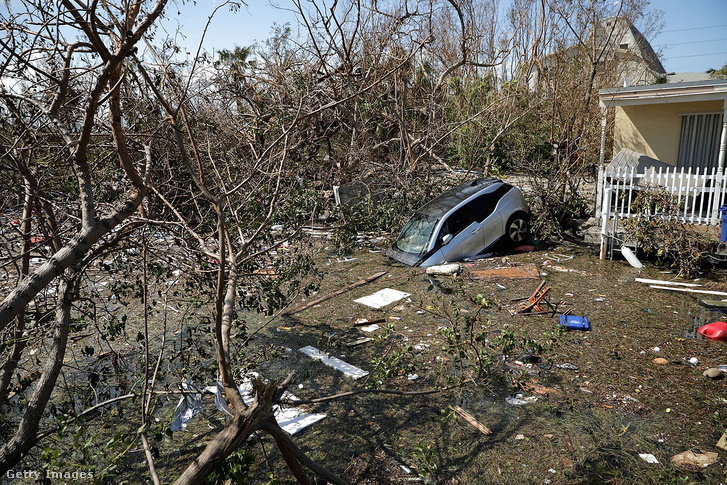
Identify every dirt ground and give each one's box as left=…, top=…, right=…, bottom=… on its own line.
left=231, top=236, right=727, bottom=484
left=6, top=231, right=727, bottom=484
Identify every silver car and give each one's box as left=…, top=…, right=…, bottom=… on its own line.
left=387, top=178, right=530, bottom=266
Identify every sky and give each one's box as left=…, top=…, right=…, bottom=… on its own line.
left=163, top=0, right=727, bottom=74
left=650, top=0, right=727, bottom=73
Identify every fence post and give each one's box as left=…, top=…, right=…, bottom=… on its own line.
left=595, top=103, right=608, bottom=220
left=714, top=166, right=724, bottom=225
left=600, top=188, right=612, bottom=261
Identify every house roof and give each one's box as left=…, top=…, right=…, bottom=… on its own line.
left=599, top=79, right=727, bottom=107
left=595, top=16, right=665, bottom=75
left=666, top=72, right=713, bottom=84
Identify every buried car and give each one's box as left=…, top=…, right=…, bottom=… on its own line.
left=386, top=178, right=529, bottom=266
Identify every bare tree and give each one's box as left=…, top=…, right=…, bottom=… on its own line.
left=0, top=0, right=169, bottom=473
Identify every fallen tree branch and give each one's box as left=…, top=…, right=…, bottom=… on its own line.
left=453, top=405, right=492, bottom=435
left=281, top=385, right=458, bottom=405
left=285, top=270, right=387, bottom=315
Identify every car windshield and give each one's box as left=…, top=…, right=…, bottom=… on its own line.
left=394, top=213, right=438, bottom=255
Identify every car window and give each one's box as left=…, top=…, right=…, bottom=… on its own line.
left=469, top=194, right=498, bottom=222
left=441, top=206, right=474, bottom=240
left=395, top=213, right=439, bottom=255
left=469, top=185, right=511, bottom=222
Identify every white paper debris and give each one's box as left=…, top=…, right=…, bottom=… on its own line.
left=171, top=378, right=326, bottom=435
left=506, top=394, right=538, bottom=405
left=299, top=346, right=369, bottom=379
left=354, top=288, right=411, bottom=309
left=237, top=378, right=326, bottom=435
left=639, top=453, right=659, bottom=464
left=359, top=324, right=380, bottom=333
left=170, top=381, right=204, bottom=431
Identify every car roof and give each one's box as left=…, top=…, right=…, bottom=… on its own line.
left=416, top=177, right=504, bottom=217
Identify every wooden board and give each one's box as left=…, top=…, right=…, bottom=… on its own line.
left=469, top=264, right=539, bottom=280
left=699, top=299, right=727, bottom=308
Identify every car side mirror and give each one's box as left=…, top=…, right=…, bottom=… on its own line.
left=442, top=233, right=453, bottom=245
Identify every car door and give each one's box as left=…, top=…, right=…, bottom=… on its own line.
left=438, top=204, right=484, bottom=262
left=469, top=190, right=506, bottom=251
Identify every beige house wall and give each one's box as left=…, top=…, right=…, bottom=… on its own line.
left=613, top=100, right=724, bottom=165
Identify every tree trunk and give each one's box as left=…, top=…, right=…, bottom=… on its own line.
left=0, top=275, right=75, bottom=474
left=0, top=181, right=33, bottom=406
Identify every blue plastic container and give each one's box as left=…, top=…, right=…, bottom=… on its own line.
left=560, top=314, right=590, bottom=330
left=721, top=205, right=727, bottom=243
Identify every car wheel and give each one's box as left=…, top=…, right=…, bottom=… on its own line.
left=506, top=214, right=529, bottom=244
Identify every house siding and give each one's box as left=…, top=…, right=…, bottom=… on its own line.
left=614, top=100, right=724, bottom=165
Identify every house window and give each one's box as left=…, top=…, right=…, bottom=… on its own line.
left=619, top=43, right=629, bottom=49
left=677, top=112, right=724, bottom=171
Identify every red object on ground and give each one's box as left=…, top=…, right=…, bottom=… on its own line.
left=698, top=321, right=727, bottom=341
left=514, top=245, right=535, bottom=253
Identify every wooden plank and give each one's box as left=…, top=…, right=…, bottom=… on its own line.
left=453, top=406, right=492, bottom=435
left=469, top=264, right=539, bottom=280
left=649, top=285, right=727, bottom=297
left=286, top=271, right=387, bottom=315
left=635, top=278, right=701, bottom=287
left=699, top=299, right=727, bottom=308
left=345, top=337, right=374, bottom=348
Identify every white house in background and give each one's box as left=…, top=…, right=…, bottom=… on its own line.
left=527, top=16, right=665, bottom=90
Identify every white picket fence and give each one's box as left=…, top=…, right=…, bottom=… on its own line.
left=600, top=165, right=727, bottom=227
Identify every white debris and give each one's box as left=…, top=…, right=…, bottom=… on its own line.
left=425, top=264, right=461, bottom=276
left=639, top=453, right=659, bottom=464
left=238, top=378, right=326, bottom=435
left=354, top=288, right=411, bottom=309
left=299, top=346, right=369, bottom=379
left=170, top=381, right=205, bottom=431
left=506, top=394, right=538, bottom=405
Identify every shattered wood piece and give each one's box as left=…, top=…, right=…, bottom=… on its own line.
left=299, top=345, right=369, bottom=379
left=635, top=277, right=701, bottom=287
left=346, top=337, right=373, bottom=348
left=649, top=285, right=727, bottom=297
left=716, top=431, right=727, bottom=451
left=353, top=318, right=386, bottom=327
left=671, top=449, right=719, bottom=469
left=563, top=432, right=574, bottom=453
left=453, top=406, right=492, bottom=435
left=698, top=299, right=727, bottom=308
left=286, top=271, right=387, bottom=315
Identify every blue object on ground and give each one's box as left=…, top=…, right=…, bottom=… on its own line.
left=720, top=205, right=727, bottom=243
left=560, top=314, right=590, bottom=330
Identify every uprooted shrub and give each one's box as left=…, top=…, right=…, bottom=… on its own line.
left=621, top=186, right=719, bottom=278
left=516, top=155, right=592, bottom=240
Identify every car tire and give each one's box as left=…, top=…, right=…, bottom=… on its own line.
left=505, top=213, right=529, bottom=244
